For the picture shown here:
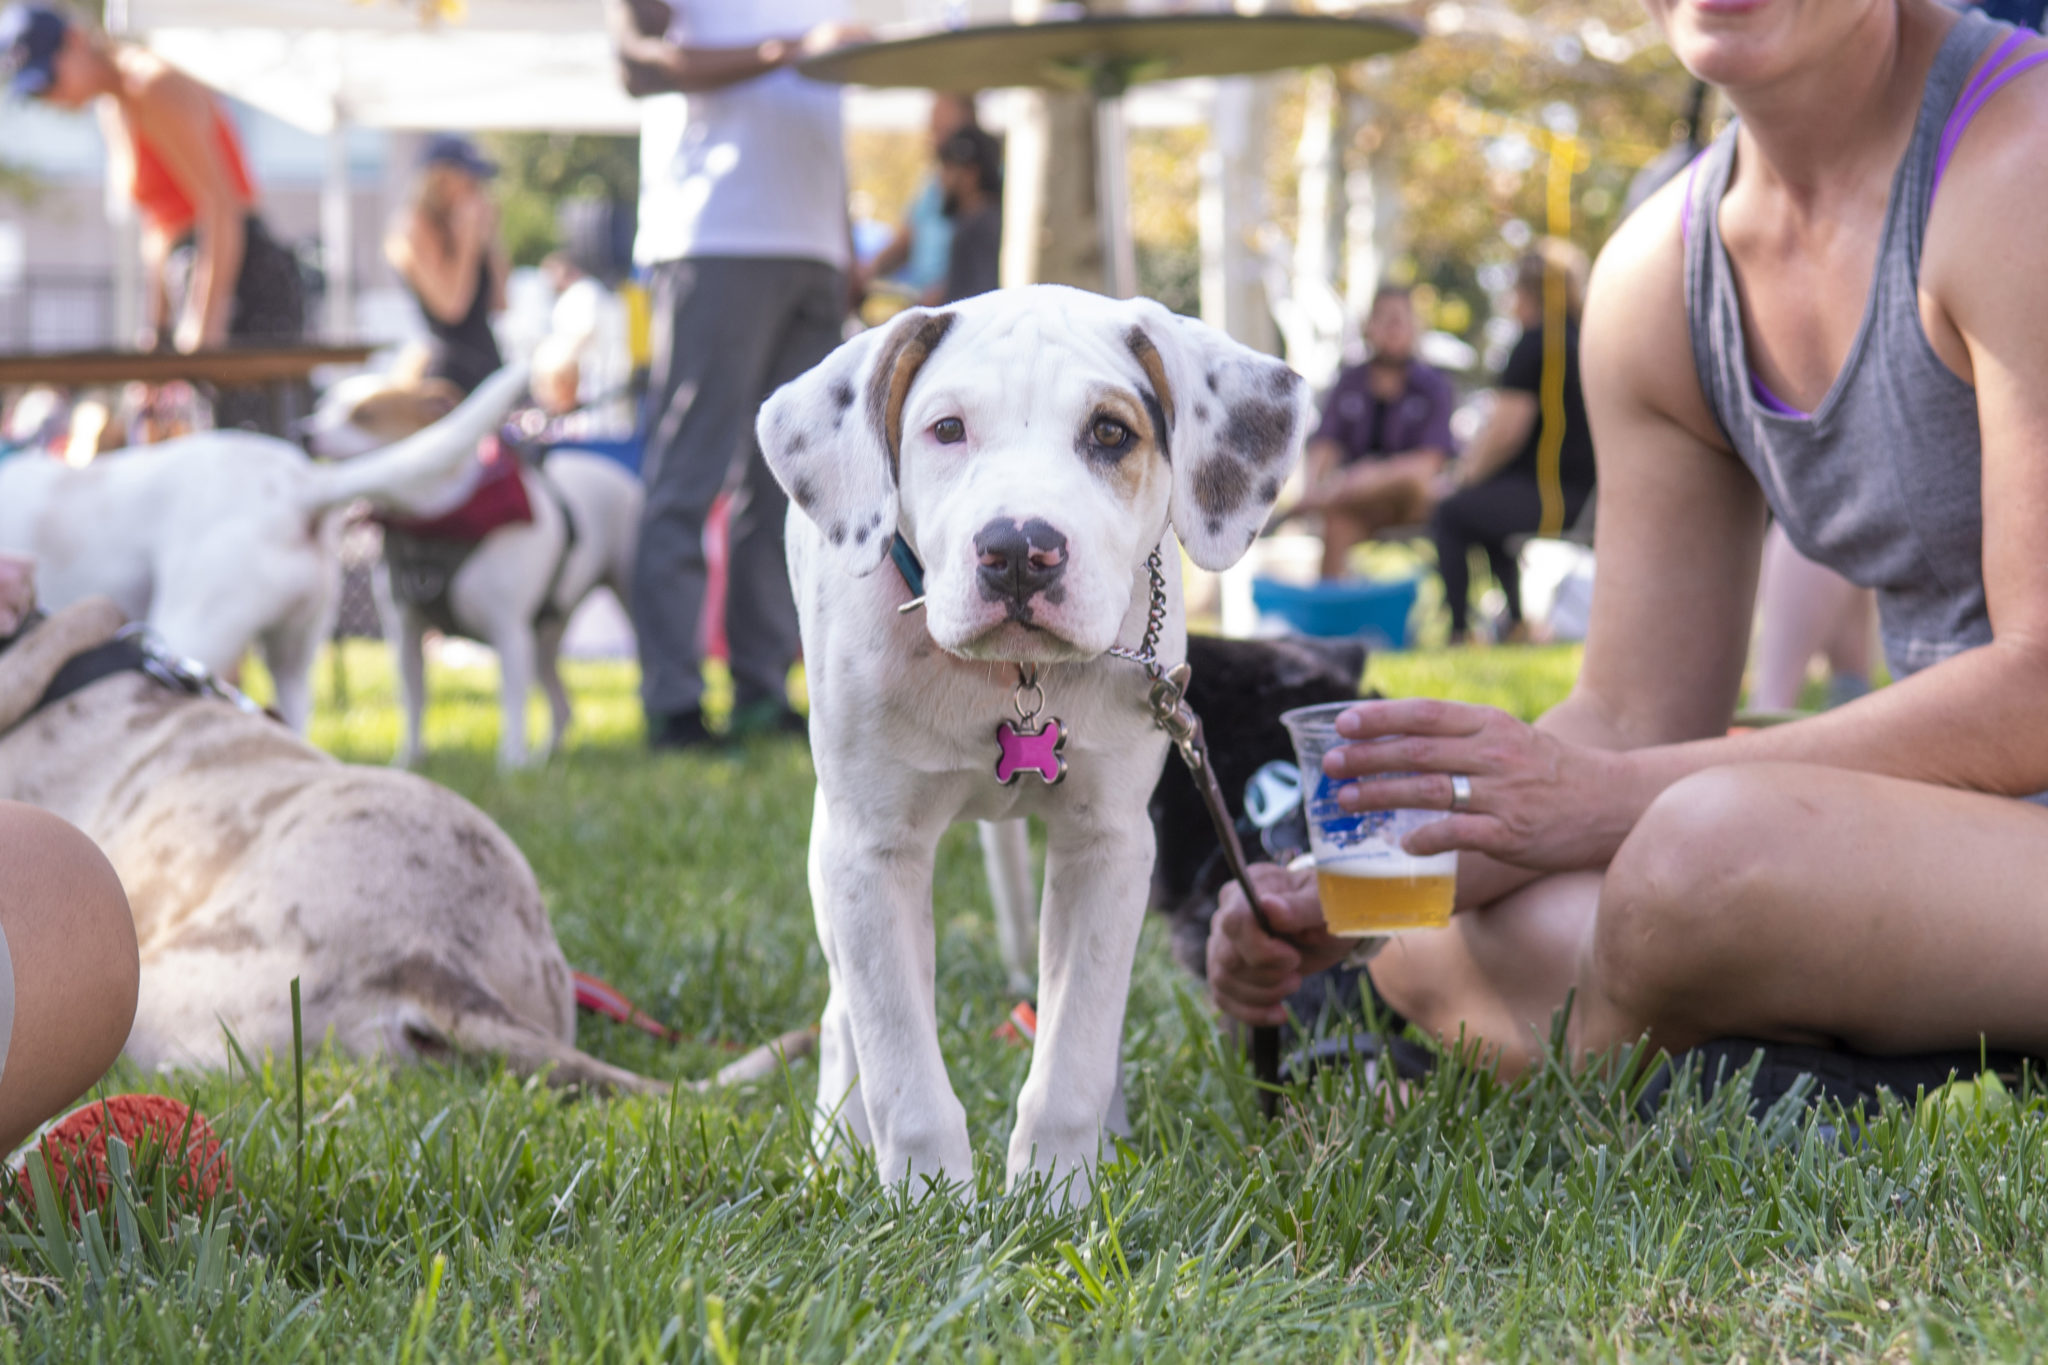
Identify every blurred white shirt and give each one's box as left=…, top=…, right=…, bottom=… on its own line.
left=633, top=0, right=850, bottom=270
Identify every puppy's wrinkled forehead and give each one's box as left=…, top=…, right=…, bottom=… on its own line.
left=924, top=308, right=1174, bottom=429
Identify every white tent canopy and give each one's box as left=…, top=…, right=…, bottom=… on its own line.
left=131, top=0, right=643, bottom=133
left=125, top=0, right=1026, bottom=134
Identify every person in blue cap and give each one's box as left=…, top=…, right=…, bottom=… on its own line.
left=383, top=135, right=509, bottom=397
left=1, top=4, right=302, bottom=366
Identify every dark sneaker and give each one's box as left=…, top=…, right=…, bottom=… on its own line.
left=648, top=709, right=718, bottom=752
left=728, top=699, right=808, bottom=742
left=1639, top=1038, right=2041, bottom=1121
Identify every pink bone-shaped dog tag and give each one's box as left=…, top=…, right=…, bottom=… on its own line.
left=995, top=717, right=1066, bottom=785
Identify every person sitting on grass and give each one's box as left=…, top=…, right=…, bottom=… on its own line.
left=1431, top=244, right=1597, bottom=644
left=1289, top=286, right=1457, bottom=581
left=1208, top=0, right=2048, bottom=1098
left=0, top=555, right=140, bottom=1155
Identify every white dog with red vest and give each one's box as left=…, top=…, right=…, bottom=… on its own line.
left=756, top=286, right=1309, bottom=1197
left=0, top=367, right=527, bottom=732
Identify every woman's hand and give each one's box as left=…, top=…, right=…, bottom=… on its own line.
left=1323, top=699, right=1644, bottom=871
left=171, top=311, right=220, bottom=354
left=449, top=188, right=494, bottom=248
left=0, top=555, right=36, bottom=638
left=1206, top=862, right=1353, bottom=1026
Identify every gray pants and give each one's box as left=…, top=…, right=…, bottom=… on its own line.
left=633, top=256, right=844, bottom=717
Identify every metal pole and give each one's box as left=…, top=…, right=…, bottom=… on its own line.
left=104, top=0, right=140, bottom=348
left=1092, top=82, right=1135, bottom=298
left=321, top=105, right=357, bottom=341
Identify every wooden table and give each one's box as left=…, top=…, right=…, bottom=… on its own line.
left=0, top=344, right=377, bottom=437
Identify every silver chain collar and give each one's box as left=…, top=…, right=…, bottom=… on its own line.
left=1008, top=544, right=1171, bottom=717
left=1104, top=545, right=1170, bottom=680
left=119, top=623, right=269, bottom=717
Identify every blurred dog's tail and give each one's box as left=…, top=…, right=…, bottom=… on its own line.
left=381, top=955, right=814, bottom=1095
left=300, top=362, right=529, bottom=516
left=446, top=1013, right=816, bottom=1096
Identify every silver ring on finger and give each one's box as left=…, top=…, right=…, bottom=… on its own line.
left=1448, top=773, right=1473, bottom=813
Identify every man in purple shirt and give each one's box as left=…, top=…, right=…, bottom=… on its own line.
left=1292, top=286, right=1457, bottom=578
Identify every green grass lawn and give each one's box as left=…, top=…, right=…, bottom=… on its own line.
left=8, top=643, right=2048, bottom=1362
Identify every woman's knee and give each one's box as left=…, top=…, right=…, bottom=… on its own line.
left=1592, top=766, right=1800, bottom=1026
left=0, top=804, right=139, bottom=1063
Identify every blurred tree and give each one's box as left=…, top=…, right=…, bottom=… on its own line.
left=1130, top=125, right=1202, bottom=315
left=478, top=133, right=640, bottom=269
left=1336, top=0, right=1695, bottom=352
left=847, top=128, right=929, bottom=232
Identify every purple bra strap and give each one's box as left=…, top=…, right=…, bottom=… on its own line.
left=1931, top=34, right=2048, bottom=207
left=1750, top=371, right=1810, bottom=421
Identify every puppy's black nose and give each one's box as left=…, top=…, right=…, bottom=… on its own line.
left=974, top=517, right=1068, bottom=607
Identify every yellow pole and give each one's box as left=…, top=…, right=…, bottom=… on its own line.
left=1535, top=134, right=1576, bottom=539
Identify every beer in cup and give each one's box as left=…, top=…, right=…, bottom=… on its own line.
left=1279, top=702, right=1457, bottom=936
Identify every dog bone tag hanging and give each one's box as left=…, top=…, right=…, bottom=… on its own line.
left=995, top=663, right=1065, bottom=785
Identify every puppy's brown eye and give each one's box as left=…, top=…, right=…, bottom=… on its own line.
left=933, top=417, right=966, bottom=445
left=1091, top=417, right=1131, bottom=449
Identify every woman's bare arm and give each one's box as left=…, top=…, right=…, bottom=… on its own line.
left=1335, top=119, right=2048, bottom=870
left=604, top=0, right=807, bottom=96
left=123, top=64, right=245, bottom=350
left=1451, top=391, right=1538, bottom=488
left=386, top=209, right=485, bottom=326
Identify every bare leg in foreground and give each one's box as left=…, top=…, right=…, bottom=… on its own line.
left=0, top=802, right=139, bottom=1151
left=1367, top=763, right=2048, bottom=1076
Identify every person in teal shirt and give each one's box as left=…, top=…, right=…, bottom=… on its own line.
left=855, top=92, right=979, bottom=304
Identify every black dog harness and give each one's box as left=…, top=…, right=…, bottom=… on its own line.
left=0, top=613, right=267, bottom=734
left=384, top=463, right=580, bottom=643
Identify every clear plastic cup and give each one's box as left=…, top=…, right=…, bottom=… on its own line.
left=1279, top=702, right=1458, bottom=937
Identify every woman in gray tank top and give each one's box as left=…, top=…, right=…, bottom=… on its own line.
left=1205, top=1, right=2048, bottom=1087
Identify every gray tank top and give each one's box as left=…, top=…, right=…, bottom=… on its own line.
left=1683, top=9, right=2015, bottom=681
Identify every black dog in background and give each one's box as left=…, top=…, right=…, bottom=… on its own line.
left=1149, top=635, right=1365, bottom=977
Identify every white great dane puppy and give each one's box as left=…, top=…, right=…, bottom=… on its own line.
left=757, top=286, right=1309, bottom=1195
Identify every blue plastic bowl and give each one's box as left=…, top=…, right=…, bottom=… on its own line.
left=1251, top=575, right=1420, bottom=648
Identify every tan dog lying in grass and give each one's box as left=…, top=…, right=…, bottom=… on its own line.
left=0, top=593, right=809, bottom=1090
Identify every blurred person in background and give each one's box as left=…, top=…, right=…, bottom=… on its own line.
left=607, top=0, right=862, bottom=749
left=1289, top=285, right=1457, bottom=579
left=385, top=136, right=508, bottom=398
left=855, top=92, right=980, bottom=308
left=1431, top=243, right=1597, bottom=643
left=935, top=125, right=1001, bottom=304
left=2, top=3, right=303, bottom=430
left=1752, top=522, right=1878, bottom=712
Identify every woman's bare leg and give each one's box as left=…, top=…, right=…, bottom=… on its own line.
left=0, top=803, right=138, bottom=1152
left=1368, top=871, right=1603, bottom=1079
left=1582, top=763, right=2048, bottom=1060
left=1372, top=763, right=2048, bottom=1076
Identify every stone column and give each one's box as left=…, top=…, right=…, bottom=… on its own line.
left=997, top=0, right=1114, bottom=293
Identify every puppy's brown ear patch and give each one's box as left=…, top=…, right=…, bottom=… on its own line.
left=758, top=306, right=955, bottom=578
left=867, top=310, right=956, bottom=479
left=1126, top=326, right=1177, bottom=458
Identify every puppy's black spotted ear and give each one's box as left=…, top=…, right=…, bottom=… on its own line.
left=756, top=307, right=956, bottom=576
left=1121, top=299, right=1310, bottom=572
